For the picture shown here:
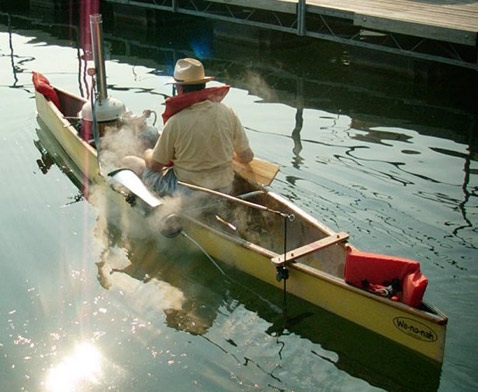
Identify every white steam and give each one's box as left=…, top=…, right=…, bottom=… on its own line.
left=98, top=112, right=159, bottom=175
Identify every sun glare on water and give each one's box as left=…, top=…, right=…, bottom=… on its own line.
left=45, top=342, right=103, bottom=391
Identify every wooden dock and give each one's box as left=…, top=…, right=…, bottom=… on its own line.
left=104, top=0, right=478, bottom=70
left=307, top=0, right=477, bottom=46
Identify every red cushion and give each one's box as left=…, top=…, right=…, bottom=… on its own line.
left=345, top=247, right=427, bottom=307
left=32, top=72, right=61, bottom=109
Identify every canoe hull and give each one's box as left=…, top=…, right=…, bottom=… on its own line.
left=181, top=215, right=446, bottom=362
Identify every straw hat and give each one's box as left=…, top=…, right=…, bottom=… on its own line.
left=168, top=58, right=214, bottom=85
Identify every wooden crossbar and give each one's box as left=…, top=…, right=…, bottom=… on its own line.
left=271, top=232, right=349, bottom=265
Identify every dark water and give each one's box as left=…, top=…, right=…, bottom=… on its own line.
left=1, top=7, right=477, bottom=392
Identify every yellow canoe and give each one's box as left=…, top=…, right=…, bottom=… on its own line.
left=34, top=85, right=447, bottom=363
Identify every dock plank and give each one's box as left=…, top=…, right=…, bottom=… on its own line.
left=354, top=13, right=475, bottom=46
left=308, top=0, right=478, bottom=33
left=206, top=1, right=478, bottom=45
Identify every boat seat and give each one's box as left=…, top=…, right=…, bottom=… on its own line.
left=271, top=232, right=349, bottom=264
left=344, top=247, right=428, bottom=307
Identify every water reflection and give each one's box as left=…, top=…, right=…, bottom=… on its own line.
left=45, top=342, right=102, bottom=392
left=2, top=13, right=34, bottom=88
left=291, top=107, right=304, bottom=166
left=93, top=227, right=218, bottom=336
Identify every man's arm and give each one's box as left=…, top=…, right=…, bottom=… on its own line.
left=234, top=148, right=254, bottom=163
left=144, top=149, right=166, bottom=173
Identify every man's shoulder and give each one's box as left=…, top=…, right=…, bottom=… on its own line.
left=190, top=100, right=233, bottom=114
left=168, top=100, right=235, bottom=124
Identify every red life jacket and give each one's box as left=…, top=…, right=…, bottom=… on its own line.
left=161, top=85, right=230, bottom=124
left=32, top=72, right=61, bottom=109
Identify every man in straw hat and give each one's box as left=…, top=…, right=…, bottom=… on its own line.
left=126, top=58, right=254, bottom=195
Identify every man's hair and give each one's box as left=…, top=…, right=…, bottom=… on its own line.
left=181, top=83, right=206, bottom=93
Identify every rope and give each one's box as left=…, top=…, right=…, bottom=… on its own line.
left=180, top=231, right=226, bottom=276
left=180, top=230, right=283, bottom=313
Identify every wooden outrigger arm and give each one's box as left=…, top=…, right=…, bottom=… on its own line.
left=272, top=232, right=349, bottom=265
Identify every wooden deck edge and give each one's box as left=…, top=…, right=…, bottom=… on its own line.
left=355, top=13, right=477, bottom=46
left=207, top=0, right=297, bottom=14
